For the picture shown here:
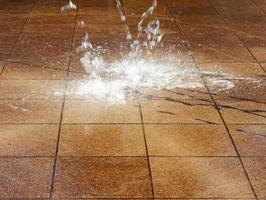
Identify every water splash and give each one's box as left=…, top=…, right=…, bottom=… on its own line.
left=61, top=0, right=77, bottom=12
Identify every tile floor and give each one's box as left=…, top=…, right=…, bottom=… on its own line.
left=0, top=0, right=265, bottom=199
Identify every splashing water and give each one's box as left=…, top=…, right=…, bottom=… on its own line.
left=61, top=0, right=77, bottom=12
left=65, top=0, right=263, bottom=102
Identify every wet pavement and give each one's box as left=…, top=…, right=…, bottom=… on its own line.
left=0, top=0, right=266, bottom=198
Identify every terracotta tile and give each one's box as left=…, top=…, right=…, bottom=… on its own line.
left=217, top=100, right=266, bottom=124
left=253, top=0, right=266, bottom=13
left=180, top=24, right=255, bottom=63
left=140, top=87, right=211, bottom=101
left=0, top=34, right=19, bottom=59
left=0, top=100, right=63, bottom=123
left=1, top=62, right=67, bottom=80
left=141, top=99, right=221, bottom=124
left=52, top=157, right=153, bottom=198
left=31, top=0, right=78, bottom=15
left=0, top=124, right=58, bottom=156
left=262, top=63, right=266, bottom=71
left=198, top=63, right=266, bottom=100
left=0, top=80, right=65, bottom=99
left=242, top=157, right=266, bottom=198
left=79, top=0, right=118, bottom=15
left=123, top=0, right=170, bottom=17
left=0, top=14, right=26, bottom=34
left=199, top=63, right=266, bottom=77
left=0, top=157, right=53, bottom=198
left=145, top=124, right=236, bottom=156
left=0, top=62, right=4, bottom=74
left=0, top=0, right=33, bottom=14
left=228, top=125, right=266, bottom=156
left=59, top=124, right=145, bottom=156
left=23, top=14, right=75, bottom=37
left=151, top=157, right=255, bottom=198
left=9, top=34, right=72, bottom=70
left=63, top=100, right=141, bottom=123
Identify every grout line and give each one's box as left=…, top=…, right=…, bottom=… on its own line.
left=48, top=0, right=80, bottom=197
left=208, top=0, right=266, bottom=74
left=138, top=96, right=155, bottom=198
left=166, top=1, right=259, bottom=198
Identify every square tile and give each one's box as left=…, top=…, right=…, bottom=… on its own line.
left=78, top=0, right=118, bottom=15
left=0, top=0, right=33, bottom=14
left=31, top=0, right=78, bottom=15
left=0, top=80, right=65, bottom=99
left=242, top=157, right=266, bottom=198
left=9, top=34, right=72, bottom=70
left=0, top=62, right=67, bottom=80
left=0, top=124, right=58, bottom=156
left=52, top=157, right=153, bottom=198
left=229, top=125, right=266, bottom=156
left=0, top=100, right=63, bottom=123
left=217, top=100, right=266, bottom=124
left=0, top=14, right=26, bottom=34
left=151, top=157, right=255, bottom=198
left=63, top=100, right=141, bottom=123
left=0, top=157, right=53, bottom=198
left=180, top=24, right=255, bottom=63
left=141, top=99, right=222, bottom=124
left=59, top=124, right=146, bottom=156
left=145, top=124, right=236, bottom=156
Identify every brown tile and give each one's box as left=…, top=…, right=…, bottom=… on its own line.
left=253, top=0, right=266, bottom=13
left=262, top=63, right=266, bottom=71
left=23, top=14, right=75, bottom=37
left=145, top=124, right=236, bottom=156
left=124, top=0, right=170, bottom=17
left=141, top=99, right=221, bottom=124
left=78, top=0, right=118, bottom=15
left=1, top=62, right=67, bottom=80
left=217, top=100, right=266, bottom=124
left=9, top=34, right=72, bottom=70
left=0, top=124, right=58, bottom=156
left=198, top=63, right=266, bottom=100
left=31, top=0, right=78, bottom=15
left=63, top=100, right=141, bottom=123
left=242, top=157, right=266, bottom=198
left=0, top=34, right=19, bottom=59
left=59, top=124, right=145, bottom=156
left=0, top=14, right=26, bottom=34
left=0, top=100, right=63, bottom=123
left=0, top=0, right=33, bottom=14
left=180, top=24, right=255, bottom=63
left=151, top=157, right=255, bottom=198
left=0, top=157, right=53, bottom=198
left=229, top=125, right=266, bottom=156
left=52, top=157, right=153, bottom=198
left=0, top=80, right=65, bottom=99
left=140, top=87, right=211, bottom=101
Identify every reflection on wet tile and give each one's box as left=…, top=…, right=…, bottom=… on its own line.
left=180, top=24, right=255, bottom=63
left=0, top=80, right=65, bottom=99
left=151, top=157, right=255, bottom=198
left=63, top=100, right=141, bottom=123
left=229, top=125, right=266, bottom=156
left=0, top=100, right=63, bottom=123
left=53, top=157, right=152, bottom=198
left=1, top=63, right=67, bottom=80
left=141, top=99, right=221, bottom=124
left=217, top=100, right=266, bottom=124
left=0, top=124, right=58, bottom=156
left=242, top=157, right=266, bottom=198
left=145, top=124, right=236, bottom=156
left=59, top=124, right=146, bottom=156
left=0, top=157, right=53, bottom=198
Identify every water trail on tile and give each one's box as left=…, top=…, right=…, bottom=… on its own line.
left=67, top=0, right=264, bottom=102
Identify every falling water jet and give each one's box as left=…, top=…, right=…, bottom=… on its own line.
left=61, top=0, right=77, bottom=12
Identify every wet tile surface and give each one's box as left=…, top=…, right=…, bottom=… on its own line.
left=1, top=0, right=266, bottom=199
left=52, top=157, right=153, bottom=198
left=151, top=157, right=255, bottom=198
left=0, top=157, right=53, bottom=198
